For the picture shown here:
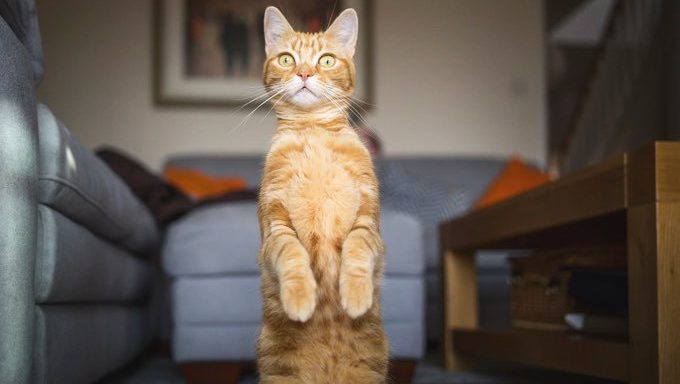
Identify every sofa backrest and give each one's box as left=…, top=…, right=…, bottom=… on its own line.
left=165, top=155, right=506, bottom=204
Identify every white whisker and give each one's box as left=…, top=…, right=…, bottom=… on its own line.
left=228, top=84, right=289, bottom=134
left=324, top=85, right=379, bottom=137
left=235, top=83, right=286, bottom=112
left=261, top=92, right=289, bottom=122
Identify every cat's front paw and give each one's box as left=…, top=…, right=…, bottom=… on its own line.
left=340, top=273, right=373, bottom=319
left=280, top=272, right=317, bottom=322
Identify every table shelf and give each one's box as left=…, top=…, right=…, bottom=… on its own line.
left=452, top=328, right=629, bottom=382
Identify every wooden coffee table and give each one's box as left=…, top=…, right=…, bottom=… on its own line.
left=440, top=142, right=680, bottom=383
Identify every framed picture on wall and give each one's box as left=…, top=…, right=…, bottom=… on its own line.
left=154, top=0, right=373, bottom=107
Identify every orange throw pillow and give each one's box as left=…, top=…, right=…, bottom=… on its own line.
left=164, top=167, right=247, bottom=200
left=475, top=157, right=550, bottom=209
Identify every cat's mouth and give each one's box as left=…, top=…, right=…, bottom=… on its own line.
left=296, top=86, right=316, bottom=96
left=289, top=83, right=321, bottom=107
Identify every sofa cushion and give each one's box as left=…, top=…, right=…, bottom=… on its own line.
left=37, top=104, right=159, bottom=253
left=381, top=210, right=425, bottom=275
left=163, top=202, right=260, bottom=277
left=171, top=275, right=423, bottom=325
left=35, top=205, right=152, bottom=303
left=165, top=155, right=264, bottom=188
left=33, top=305, right=151, bottom=384
left=172, top=276, right=261, bottom=324
left=163, top=202, right=424, bottom=277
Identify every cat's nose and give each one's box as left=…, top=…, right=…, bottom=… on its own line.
left=297, top=70, right=313, bottom=81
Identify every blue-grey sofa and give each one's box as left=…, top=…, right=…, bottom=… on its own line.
left=161, top=155, right=509, bottom=372
left=0, top=2, right=160, bottom=383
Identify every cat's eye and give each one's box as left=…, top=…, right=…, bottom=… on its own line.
left=278, top=54, right=295, bottom=67
left=318, top=55, right=336, bottom=68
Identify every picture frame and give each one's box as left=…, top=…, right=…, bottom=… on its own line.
left=154, top=0, right=373, bottom=107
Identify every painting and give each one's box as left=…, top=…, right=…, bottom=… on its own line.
left=155, top=0, right=372, bottom=107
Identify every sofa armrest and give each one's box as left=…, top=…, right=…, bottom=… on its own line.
left=0, top=16, right=39, bottom=384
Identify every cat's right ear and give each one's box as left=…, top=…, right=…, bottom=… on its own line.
left=264, top=6, right=293, bottom=55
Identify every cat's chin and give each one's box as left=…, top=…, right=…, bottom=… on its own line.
left=289, top=88, right=321, bottom=108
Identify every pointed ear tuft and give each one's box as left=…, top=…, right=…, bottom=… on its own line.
left=326, top=8, right=358, bottom=57
left=264, top=6, right=293, bottom=55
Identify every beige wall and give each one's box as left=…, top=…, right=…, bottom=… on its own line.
left=37, top=0, right=546, bottom=170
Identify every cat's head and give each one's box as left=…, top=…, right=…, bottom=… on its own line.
left=262, top=6, right=358, bottom=111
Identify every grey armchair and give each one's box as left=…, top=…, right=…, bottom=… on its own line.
left=1, top=2, right=160, bottom=383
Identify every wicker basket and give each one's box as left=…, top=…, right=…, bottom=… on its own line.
left=509, top=246, right=626, bottom=331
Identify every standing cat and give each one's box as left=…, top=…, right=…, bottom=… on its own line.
left=256, top=6, right=388, bottom=384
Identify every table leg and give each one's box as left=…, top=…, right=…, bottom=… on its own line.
left=627, top=202, right=680, bottom=383
left=442, top=249, right=478, bottom=370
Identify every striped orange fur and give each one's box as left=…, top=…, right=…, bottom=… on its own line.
left=256, top=7, right=388, bottom=384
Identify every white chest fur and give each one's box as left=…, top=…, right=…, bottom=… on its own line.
left=264, top=129, right=365, bottom=248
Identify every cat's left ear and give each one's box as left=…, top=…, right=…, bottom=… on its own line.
left=264, top=6, right=294, bottom=55
left=326, top=8, right=358, bottom=57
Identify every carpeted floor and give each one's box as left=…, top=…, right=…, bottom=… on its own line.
left=101, top=355, right=620, bottom=384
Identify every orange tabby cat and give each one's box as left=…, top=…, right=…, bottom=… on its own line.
left=256, top=6, right=388, bottom=384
